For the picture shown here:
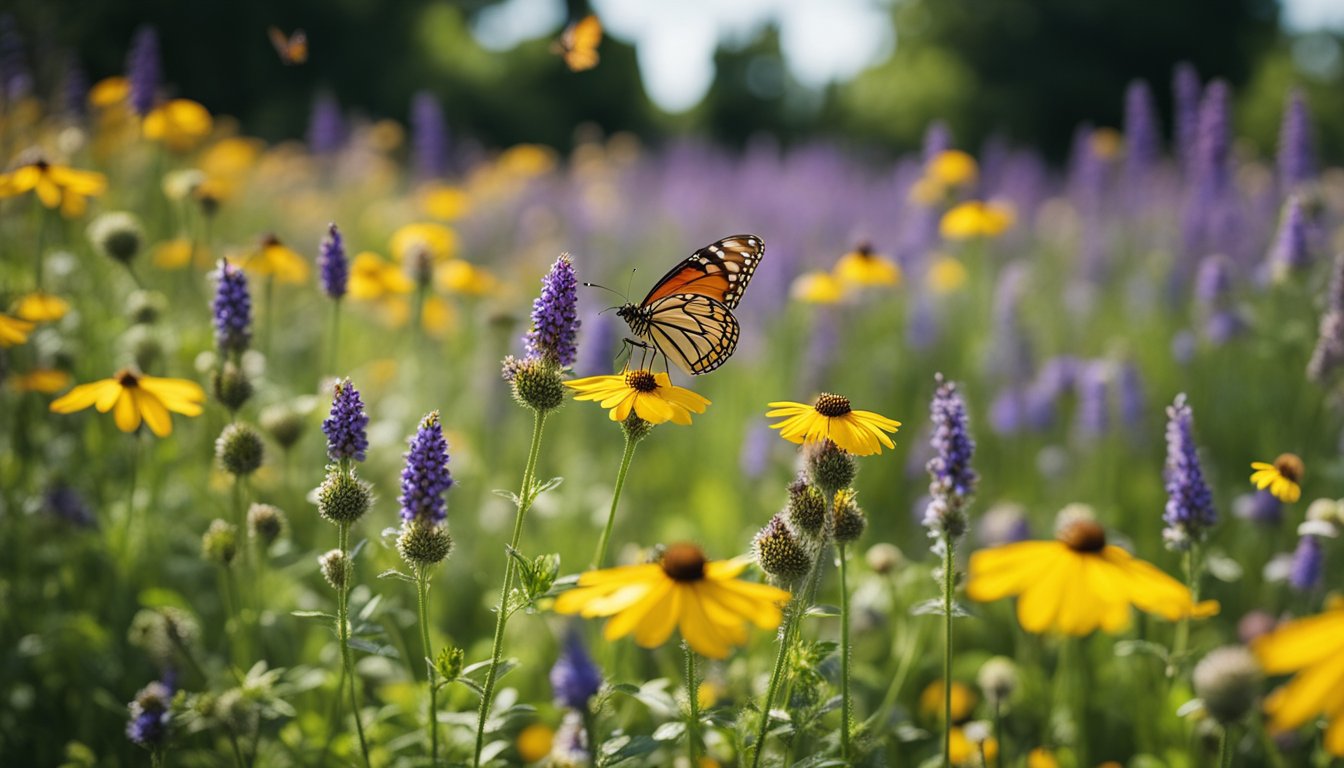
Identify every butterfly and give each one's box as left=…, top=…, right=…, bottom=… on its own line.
left=552, top=15, right=602, bottom=72
left=616, top=234, right=764, bottom=376
left=268, top=27, right=308, bottom=65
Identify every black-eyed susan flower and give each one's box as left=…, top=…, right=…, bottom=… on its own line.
left=0, top=156, right=107, bottom=217
left=927, top=149, right=979, bottom=188
left=834, top=242, right=901, bottom=287
left=966, top=518, right=1219, bottom=635
left=927, top=254, right=969, bottom=294
left=565, top=369, right=710, bottom=426
left=13, top=291, right=70, bottom=322
left=390, top=222, right=458, bottom=264
left=435, top=260, right=497, bottom=296
left=420, top=183, right=472, bottom=220
left=12, top=368, right=72, bottom=393
left=0, top=313, right=35, bottom=347
left=766, top=393, right=901, bottom=457
left=142, top=99, right=213, bottom=152
left=348, top=251, right=413, bottom=300
left=940, top=200, right=1014, bottom=240
left=240, top=234, right=309, bottom=284
left=50, top=368, right=205, bottom=437
left=790, top=270, right=845, bottom=304
left=1250, top=453, right=1304, bottom=503
left=1253, top=600, right=1344, bottom=754
left=553, top=543, right=791, bottom=659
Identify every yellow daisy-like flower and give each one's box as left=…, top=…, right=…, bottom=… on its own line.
left=835, top=243, right=901, bottom=287
left=241, top=234, right=309, bottom=284
left=142, top=99, right=213, bottom=152
left=88, top=76, right=130, bottom=108
left=1250, top=453, right=1304, bottom=503
left=435, top=260, right=497, bottom=296
left=940, top=200, right=1015, bottom=240
left=1027, top=748, right=1060, bottom=768
left=0, top=313, right=35, bottom=347
left=554, top=543, right=791, bottom=659
left=200, top=137, right=264, bottom=179
left=13, top=368, right=72, bottom=393
left=565, top=369, right=711, bottom=426
left=967, top=518, right=1219, bottom=636
left=515, top=722, right=554, bottom=763
left=420, top=183, right=472, bottom=220
left=348, top=252, right=413, bottom=300
left=153, top=238, right=210, bottom=270
left=948, top=727, right=997, bottom=766
left=1253, top=603, right=1344, bottom=754
left=497, top=144, right=556, bottom=178
left=390, top=222, right=458, bottom=263
left=14, top=291, right=70, bottom=322
left=0, top=157, right=107, bottom=217
left=928, top=150, right=979, bottom=188
left=927, top=255, right=969, bottom=295
left=919, top=680, right=977, bottom=723
left=908, top=175, right=945, bottom=206
left=50, top=368, right=206, bottom=437
left=790, top=271, right=845, bottom=304
left=766, top=393, right=901, bottom=456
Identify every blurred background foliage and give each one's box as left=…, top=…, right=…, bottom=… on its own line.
left=5, top=0, right=1344, bottom=162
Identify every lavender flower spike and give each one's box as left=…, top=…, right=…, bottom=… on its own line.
left=319, top=223, right=348, bottom=299
left=550, top=629, right=603, bottom=710
left=1268, top=195, right=1311, bottom=280
left=1277, top=89, right=1315, bottom=194
left=399, top=411, right=453, bottom=523
left=524, top=253, right=581, bottom=367
left=411, top=90, right=449, bottom=181
left=1288, top=534, right=1323, bottom=592
left=211, top=259, right=252, bottom=356
left=1123, top=80, right=1159, bottom=194
left=923, top=374, right=978, bottom=542
left=125, top=25, right=160, bottom=117
left=125, top=679, right=172, bottom=749
left=1172, top=62, right=1202, bottom=175
left=1308, top=249, right=1344, bottom=383
left=1162, top=393, right=1216, bottom=551
left=322, top=378, right=369, bottom=462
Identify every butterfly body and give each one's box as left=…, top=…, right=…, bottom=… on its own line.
left=269, top=27, right=308, bottom=65
left=617, top=234, right=763, bottom=376
left=553, top=15, right=602, bottom=71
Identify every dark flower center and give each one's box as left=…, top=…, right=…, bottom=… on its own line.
left=1273, top=453, right=1304, bottom=483
left=854, top=241, right=874, bottom=259
left=116, top=369, right=141, bottom=388
left=814, top=393, right=852, bottom=417
left=1058, top=519, right=1106, bottom=553
left=625, top=369, right=659, bottom=393
left=660, top=543, right=707, bottom=582
left=34, top=159, right=50, bottom=172
left=260, top=233, right=281, bottom=248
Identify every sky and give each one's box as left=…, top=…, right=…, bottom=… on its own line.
left=473, top=0, right=1344, bottom=114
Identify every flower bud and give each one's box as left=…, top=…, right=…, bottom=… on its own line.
left=508, top=357, right=566, bottom=412
left=212, top=361, right=253, bottom=412
left=317, top=469, right=372, bottom=524
left=215, top=688, right=258, bottom=735
left=215, top=422, right=264, bottom=477
left=202, top=519, right=238, bottom=565
left=247, top=503, right=285, bottom=547
left=87, top=211, right=145, bottom=264
left=260, top=402, right=305, bottom=450
left=977, top=656, right=1019, bottom=708
left=753, top=514, right=811, bottom=583
left=122, top=325, right=163, bottom=372
left=805, top=439, right=856, bottom=494
left=126, top=290, right=168, bottom=325
left=319, top=548, right=350, bottom=589
left=397, top=520, right=454, bottom=567
left=865, top=542, right=904, bottom=575
left=621, top=414, right=653, bottom=443
left=833, top=489, right=868, bottom=543
left=786, top=475, right=828, bottom=538
left=1193, top=646, right=1262, bottom=724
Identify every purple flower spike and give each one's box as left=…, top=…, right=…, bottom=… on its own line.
left=0, top=14, right=33, bottom=105
left=1310, top=250, right=1344, bottom=383
left=1268, top=196, right=1311, bottom=277
left=524, top=254, right=581, bottom=367
left=125, top=25, right=160, bottom=117
left=307, top=92, right=345, bottom=156
left=125, top=678, right=172, bottom=749
left=1123, top=79, right=1159, bottom=191
left=1277, top=89, right=1315, bottom=194
left=1172, top=62, right=1202, bottom=175
left=323, top=378, right=369, bottom=463
left=211, top=260, right=252, bottom=355
left=319, top=223, right=348, bottom=300
left=923, top=374, right=977, bottom=542
left=399, top=412, right=453, bottom=523
left=550, top=629, right=602, bottom=710
left=1162, top=393, right=1216, bottom=551
left=411, top=90, right=449, bottom=181
left=1288, top=534, right=1323, bottom=592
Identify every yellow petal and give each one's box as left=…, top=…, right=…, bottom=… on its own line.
left=1253, top=610, right=1344, bottom=674
left=1015, top=551, right=1078, bottom=634
left=629, top=582, right=681, bottom=649
left=1263, top=650, right=1344, bottom=732
left=138, top=376, right=206, bottom=415
left=112, top=389, right=141, bottom=432
left=134, top=388, right=173, bottom=437
left=50, top=380, right=115, bottom=413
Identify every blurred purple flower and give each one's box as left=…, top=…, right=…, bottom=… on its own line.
left=1268, top=195, right=1311, bottom=277
left=977, top=503, right=1030, bottom=547
left=211, top=260, right=252, bottom=356
left=1311, top=253, right=1344, bottom=385
left=0, top=14, right=32, bottom=105
left=125, top=25, right=160, bottom=117
left=1117, top=359, right=1145, bottom=429
left=411, top=90, right=449, bottom=181
left=1162, top=393, right=1216, bottom=550
left=1194, top=254, right=1233, bottom=306
left=323, top=378, right=369, bottom=463
left=399, top=411, right=453, bottom=524
left=45, top=485, right=96, bottom=528
left=524, top=254, right=581, bottom=367
left=1073, top=361, right=1111, bottom=440
left=1277, top=89, right=1315, bottom=194
left=62, top=54, right=88, bottom=118
left=319, top=223, right=348, bottom=300
left=307, top=92, right=345, bottom=156
left=1288, top=534, right=1323, bottom=591
left=550, top=629, right=602, bottom=709
left=1123, top=80, right=1160, bottom=193
left=1172, top=62, right=1202, bottom=176
left=1233, top=490, right=1283, bottom=526
left=125, top=678, right=172, bottom=749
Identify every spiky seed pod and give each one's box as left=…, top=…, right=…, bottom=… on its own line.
left=317, top=469, right=372, bottom=525
left=977, top=656, right=1019, bottom=708
left=215, top=422, right=264, bottom=477
left=247, top=503, right=285, bottom=547
left=1193, top=646, right=1262, bottom=725
left=786, top=475, right=829, bottom=538
left=259, top=403, right=305, bottom=450
left=201, top=519, right=238, bottom=565
left=318, top=548, right=350, bottom=590
left=753, top=514, right=811, bottom=583
left=804, top=439, right=856, bottom=495
left=212, top=361, right=253, bottom=412
left=509, top=358, right=566, bottom=413
left=397, top=520, right=454, bottom=567
left=832, top=490, right=868, bottom=543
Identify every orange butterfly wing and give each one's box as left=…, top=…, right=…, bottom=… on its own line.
left=641, top=234, right=764, bottom=309
left=556, top=15, right=601, bottom=72
left=269, top=27, right=307, bottom=65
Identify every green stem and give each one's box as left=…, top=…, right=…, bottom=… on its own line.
left=328, top=300, right=342, bottom=378
left=1073, top=637, right=1089, bottom=767
left=337, top=521, right=372, bottom=768
left=228, top=731, right=247, bottom=768
left=748, top=596, right=799, bottom=768
left=416, top=565, right=439, bottom=765
left=685, top=645, right=700, bottom=767
left=474, top=409, right=549, bottom=767
left=592, top=434, right=638, bottom=569
left=263, top=276, right=274, bottom=359
left=837, top=542, right=852, bottom=761
left=1256, top=714, right=1287, bottom=768
left=32, top=202, right=47, bottom=290
left=1173, top=543, right=1201, bottom=668
left=119, top=431, right=141, bottom=563
left=1219, top=724, right=1230, bottom=768
left=942, top=534, right=955, bottom=768
left=993, top=700, right=1003, bottom=768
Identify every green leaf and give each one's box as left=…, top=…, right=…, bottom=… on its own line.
left=137, top=588, right=191, bottom=610
left=1114, top=640, right=1170, bottom=662
left=805, top=604, right=841, bottom=618
left=347, top=637, right=399, bottom=658
left=376, top=568, right=415, bottom=583
left=291, top=610, right=335, bottom=621
left=910, top=598, right=971, bottom=617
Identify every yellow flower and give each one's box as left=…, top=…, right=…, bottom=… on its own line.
left=790, top=271, right=845, bottom=304
left=0, top=157, right=107, bottom=216
left=14, top=291, right=70, bottom=322
left=89, top=76, right=130, bottom=108
left=940, top=200, right=1015, bottom=240
left=928, top=255, right=969, bottom=295
left=515, top=722, right=553, bottom=763
left=241, top=235, right=309, bottom=283
left=566, top=369, right=711, bottom=426
left=948, top=727, right=997, bottom=766
left=835, top=243, right=901, bottom=287
left=200, top=137, right=264, bottom=179
left=766, top=393, right=901, bottom=456
left=1253, top=603, right=1344, bottom=754
left=1027, top=747, right=1059, bottom=768
left=908, top=175, right=945, bottom=206
left=366, top=119, right=404, bottom=153
left=928, top=150, right=979, bottom=187
left=435, top=260, right=497, bottom=296
left=1090, top=127, right=1123, bottom=161
left=0, top=313, right=35, bottom=347
left=554, top=543, right=791, bottom=659
left=142, top=99, right=213, bottom=152
left=497, top=144, right=556, bottom=177
left=153, top=238, right=209, bottom=270
left=348, top=252, right=413, bottom=300
left=12, top=368, right=72, bottom=393
left=697, top=680, right=724, bottom=710
left=420, top=183, right=472, bottom=220
left=50, top=368, right=205, bottom=437
left=1250, top=454, right=1303, bottom=503
left=967, top=518, right=1219, bottom=636
left=390, top=222, right=458, bottom=263
left=919, top=680, right=977, bottom=723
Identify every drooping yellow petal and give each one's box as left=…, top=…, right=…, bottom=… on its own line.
left=629, top=582, right=681, bottom=649
left=111, top=389, right=142, bottom=432
left=679, top=586, right=733, bottom=659
left=966, top=542, right=1063, bottom=602
left=1253, top=610, right=1344, bottom=674
left=1016, top=550, right=1081, bottom=634
left=50, top=380, right=116, bottom=413
left=1263, top=650, right=1344, bottom=732
left=137, top=376, right=206, bottom=416
left=33, top=175, right=62, bottom=208
left=134, top=388, right=174, bottom=437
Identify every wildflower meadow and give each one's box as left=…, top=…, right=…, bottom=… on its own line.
left=4, top=11, right=1344, bottom=768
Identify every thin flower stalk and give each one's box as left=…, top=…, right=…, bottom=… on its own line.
left=592, top=430, right=638, bottom=569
